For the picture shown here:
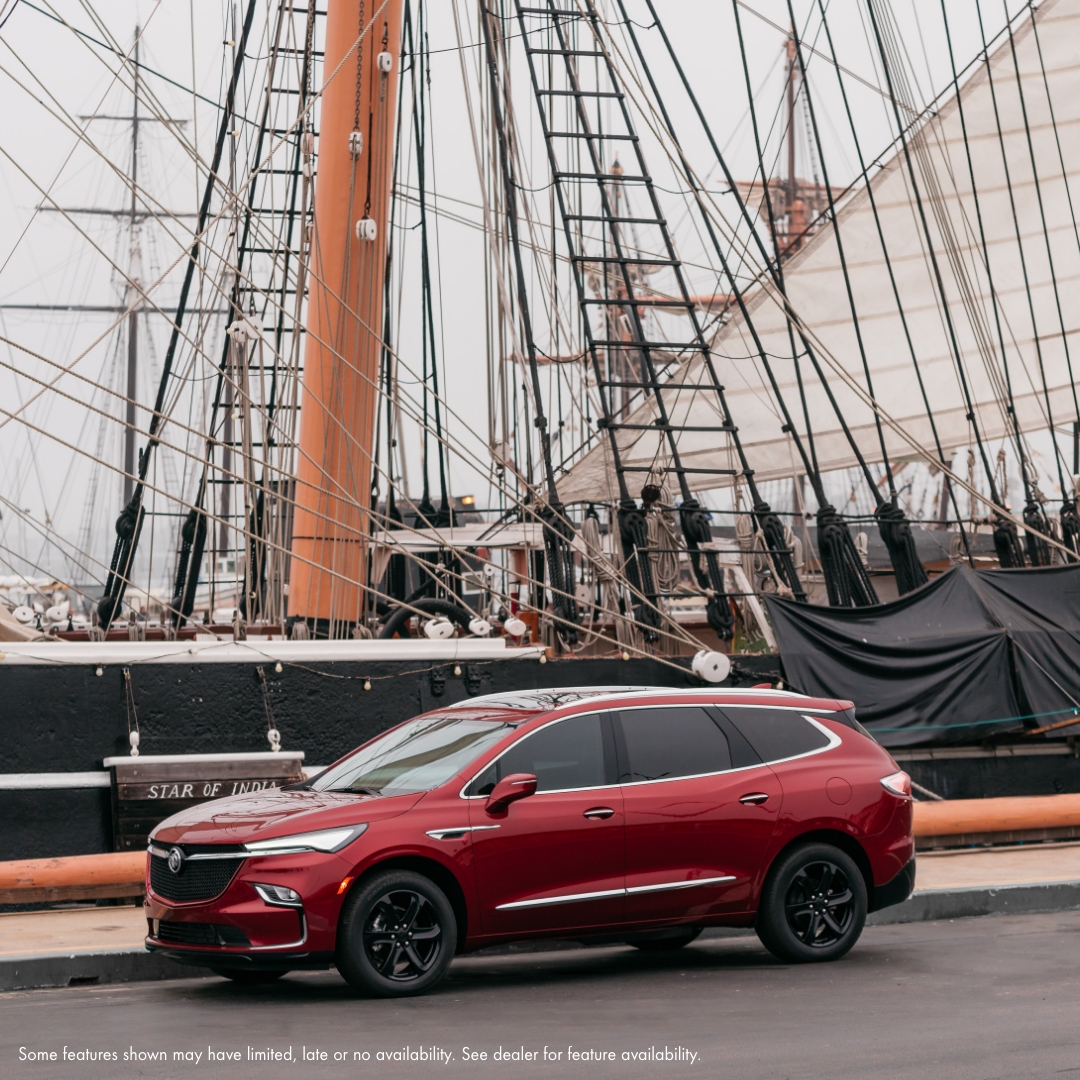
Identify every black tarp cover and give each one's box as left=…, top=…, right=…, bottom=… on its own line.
left=764, top=565, right=1080, bottom=747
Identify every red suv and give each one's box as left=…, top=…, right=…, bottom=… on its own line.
left=145, top=686, right=915, bottom=996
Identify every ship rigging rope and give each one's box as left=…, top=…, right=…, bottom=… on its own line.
left=0, top=17, right=997, bottom=552
left=866, top=0, right=1027, bottom=568
left=992, top=1, right=1078, bottom=501
left=4, top=0, right=1075, bottom=622
left=572, top=0, right=1055, bottom=524
left=568, top=1, right=1077, bottom=563
left=814, top=0, right=972, bottom=565
left=597, top=0, right=1046, bottom=563
left=0, top=12, right=695, bottom=637
left=0, top=307, right=710, bottom=658
left=608, top=0, right=807, bottom=603
left=0, top=376, right=707, bottom=662
left=939, top=0, right=1052, bottom=562
left=1026, top=0, right=1080, bottom=433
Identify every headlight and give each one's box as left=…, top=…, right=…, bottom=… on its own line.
left=243, top=823, right=368, bottom=855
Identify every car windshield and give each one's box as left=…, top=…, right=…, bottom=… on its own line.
left=310, top=713, right=517, bottom=796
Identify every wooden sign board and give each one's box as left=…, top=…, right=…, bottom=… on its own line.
left=103, top=752, right=305, bottom=852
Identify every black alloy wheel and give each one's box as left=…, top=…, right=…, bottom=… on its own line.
left=337, top=870, right=457, bottom=997
left=755, top=842, right=867, bottom=963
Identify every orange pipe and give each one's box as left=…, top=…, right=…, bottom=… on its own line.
left=913, top=794, right=1080, bottom=837
left=289, top=0, right=403, bottom=627
left=0, top=852, right=145, bottom=891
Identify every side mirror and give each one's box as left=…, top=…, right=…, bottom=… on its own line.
left=485, top=772, right=537, bottom=814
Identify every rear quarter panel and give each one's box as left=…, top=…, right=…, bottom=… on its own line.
left=760, top=717, right=913, bottom=891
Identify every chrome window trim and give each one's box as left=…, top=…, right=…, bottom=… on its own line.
left=457, top=705, right=842, bottom=800
left=496, top=875, right=737, bottom=910
left=616, top=760, right=771, bottom=789
left=458, top=711, right=612, bottom=801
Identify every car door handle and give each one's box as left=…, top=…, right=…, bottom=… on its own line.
left=739, top=792, right=770, bottom=805
left=583, top=807, right=615, bottom=819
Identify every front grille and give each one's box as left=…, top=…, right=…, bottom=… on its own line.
left=149, top=844, right=245, bottom=903
left=157, top=922, right=250, bottom=947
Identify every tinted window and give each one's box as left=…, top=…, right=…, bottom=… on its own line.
left=721, top=708, right=831, bottom=763
left=832, top=708, right=875, bottom=741
left=466, top=713, right=606, bottom=795
left=312, top=714, right=514, bottom=796
left=617, top=707, right=731, bottom=783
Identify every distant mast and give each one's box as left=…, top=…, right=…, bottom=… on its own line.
left=289, top=0, right=403, bottom=635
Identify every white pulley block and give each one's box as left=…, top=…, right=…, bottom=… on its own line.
left=423, top=617, right=455, bottom=640
left=355, top=216, right=378, bottom=241
left=377, top=51, right=393, bottom=73
left=692, top=649, right=730, bottom=684
left=348, top=130, right=363, bottom=155
left=267, top=727, right=282, bottom=752
left=503, top=616, right=527, bottom=638
left=45, top=602, right=69, bottom=624
left=468, top=617, right=492, bottom=637
left=129, top=730, right=141, bottom=757
left=12, top=605, right=34, bottom=624
left=228, top=318, right=260, bottom=342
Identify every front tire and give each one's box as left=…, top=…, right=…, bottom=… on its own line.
left=756, top=843, right=867, bottom=963
left=337, top=870, right=457, bottom=997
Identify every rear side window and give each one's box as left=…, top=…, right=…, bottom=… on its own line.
left=615, top=707, right=731, bottom=783
left=831, top=708, right=875, bottom=741
left=466, top=713, right=607, bottom=795
left=720, top=708, right=831, bottom=764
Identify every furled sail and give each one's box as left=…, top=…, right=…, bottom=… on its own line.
left=557, top=0, right=1080, bottom=504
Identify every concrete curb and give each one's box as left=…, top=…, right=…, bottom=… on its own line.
left=867, top=878, right=1080, bottom=925
left=4, top=880, right=1079, bottom=991
left=0, top=949, right=207, bottom=992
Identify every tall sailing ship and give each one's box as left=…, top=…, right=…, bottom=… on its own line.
left=2, top=0, right=1080, bottom=861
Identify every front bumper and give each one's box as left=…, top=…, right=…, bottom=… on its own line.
left=145, top=939, right=334, bottom=972
left=869, top=856, right=916, bottom=913
left=143, top=846, right=354, bottom=966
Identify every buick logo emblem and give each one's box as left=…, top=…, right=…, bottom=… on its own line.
left=167, top=847, right=185, bottom=874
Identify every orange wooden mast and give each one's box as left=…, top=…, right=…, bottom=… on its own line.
left=289, top=0, right=403, bottom=632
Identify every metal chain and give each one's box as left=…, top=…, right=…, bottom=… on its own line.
left=353, top=1, right=365, bottom=131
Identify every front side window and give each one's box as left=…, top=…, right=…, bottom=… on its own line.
left=311, top=713, right=516, bottom=796
left=720, top=708, right=832, bottom=764
left=466, top=713, right=606, bottom=795
left=616, top=706, right=731, bottom=783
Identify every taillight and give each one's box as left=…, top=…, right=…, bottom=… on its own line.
left=880, top=770, right=912, bottom=797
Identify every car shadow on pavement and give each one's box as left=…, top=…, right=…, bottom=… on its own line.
left=174, top=936, right=788, bottom=1004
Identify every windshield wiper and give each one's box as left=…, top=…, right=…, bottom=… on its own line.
left=347, top=786, right=382, bottom=797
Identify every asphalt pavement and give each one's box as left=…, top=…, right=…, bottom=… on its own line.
left=5, top=911, right=1080, bottom=1080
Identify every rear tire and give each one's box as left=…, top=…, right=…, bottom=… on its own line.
left=210, top=968, right=287, bottom=984
left=755, top=843, right=867, bottom=963
left=337, top=870, right=457, bottom=997
left=627, top=928, right=702, bottom=952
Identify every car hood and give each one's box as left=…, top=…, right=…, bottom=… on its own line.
left=151, top=787, right=424, bottom=846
